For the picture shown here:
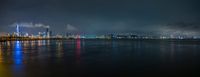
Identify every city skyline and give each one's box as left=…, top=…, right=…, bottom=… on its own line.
left=0, top=0, right=200, bottom=35
left=1, top=0, right=200, bottom=76
left=1, top=23, right=199, bottom=40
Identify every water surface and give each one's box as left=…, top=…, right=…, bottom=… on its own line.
left=0, top=39, right=200, bottom=77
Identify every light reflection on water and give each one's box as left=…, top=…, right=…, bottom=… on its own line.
left=0, top=45, right=3, bottom=63
left=13, top=41, right=23, bottom=65
left=12, top=41, right=25, bottom=77
left=0, top=40, right=199, bottom=76
left=76, top=39, right=81, bottom=65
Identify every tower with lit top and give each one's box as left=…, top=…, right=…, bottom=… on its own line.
left=16, top=24, right=20, bottom=36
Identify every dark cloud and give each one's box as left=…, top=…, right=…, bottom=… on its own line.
left=0, top=0, right=200, bottom=35
left=166, top=22, right=200, bottom=32
left=155, top=21, right=200, bottom=36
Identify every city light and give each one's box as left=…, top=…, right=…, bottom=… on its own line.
left=14, top=41, right=23, bottom=65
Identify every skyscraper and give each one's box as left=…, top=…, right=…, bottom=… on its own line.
left=46, top=28, right=50, bottom=38
left=16, top=24, right=20, bottom=36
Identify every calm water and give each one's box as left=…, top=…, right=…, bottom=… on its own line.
left=0, top=39, right=200, bottom=77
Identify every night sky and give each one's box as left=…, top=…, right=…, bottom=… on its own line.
left=0, top=0, right=200, bottom=36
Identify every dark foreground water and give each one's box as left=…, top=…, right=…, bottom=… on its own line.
left=0, top=39, right=200, bottom=77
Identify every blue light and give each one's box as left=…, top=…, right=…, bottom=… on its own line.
left=16, top=24, right=20, bottom=36
left=14, top=41, right=23, bottom=65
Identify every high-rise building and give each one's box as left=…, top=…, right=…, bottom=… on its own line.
left=46, top=28, right=50, bottom=38
left=49, top=31, right=52, bottom=37
left=16, top=24, right=20, bottom=36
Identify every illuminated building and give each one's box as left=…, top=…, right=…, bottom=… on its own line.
left=16, top=24, right=20, bottom=36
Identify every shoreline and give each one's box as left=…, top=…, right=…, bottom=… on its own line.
left=1, top=37, right=200, bottom=42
